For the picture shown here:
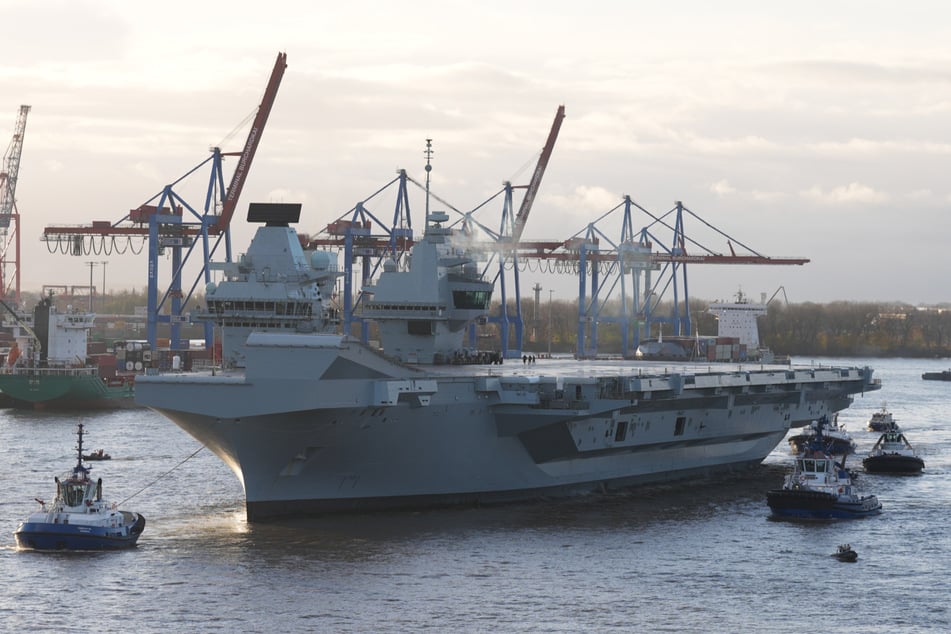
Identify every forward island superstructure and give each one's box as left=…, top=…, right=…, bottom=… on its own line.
left=136, top=203, right=881, bottom=521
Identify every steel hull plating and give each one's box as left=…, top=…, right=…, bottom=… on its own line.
left=152, top=406, right=788, bottom=520
left=137, top=335, right=880, bottom=521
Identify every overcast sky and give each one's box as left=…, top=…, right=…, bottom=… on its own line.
left=2, top=0, right=950, bottom=306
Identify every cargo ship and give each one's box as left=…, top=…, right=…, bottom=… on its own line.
left=635, top=290, right=787, bottom=364
left=135, top=201, right=881, bottom=521
left=0, top=295, right=137, bottom=408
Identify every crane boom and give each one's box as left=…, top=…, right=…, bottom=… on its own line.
left=512, top=105, right=564, bottom=243
left=0, top=105, right=31, bottom=229
left=213, top=52, right=287, bottom=233
left=0, top=105, right=29, bottom=303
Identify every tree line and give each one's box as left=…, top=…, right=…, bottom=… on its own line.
left=498, top=298, right=951, bottom=358
left=21, top=289, right=951, bottom=358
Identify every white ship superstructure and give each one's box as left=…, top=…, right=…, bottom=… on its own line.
left=136, top=204, right=881, bottom=521
left=9, top=295, right=95, bottom=368
left=707, top=290, right=768, bottom=350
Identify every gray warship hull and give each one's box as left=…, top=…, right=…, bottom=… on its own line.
left=136, top=333, right=879, bottom=520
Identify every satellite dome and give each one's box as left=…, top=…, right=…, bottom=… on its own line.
left=310, top=251, right=334, bottom=270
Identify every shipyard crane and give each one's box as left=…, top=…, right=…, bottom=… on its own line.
left=0, top=105, right=30, bottom=305
left=212, top=52, right=286, bottom=235
left=296, top=133, right=806, bottom=359
left=41, top=53, right=286, bottom=351
left=295, top=105, right=808, bottom=359
left=302, top=106, right=566, bottom=357
left=507, top=197, right=809, bottom=357
left=479, top=105, right=564, bottom=356
left=511, top=105, right=564, bottom=243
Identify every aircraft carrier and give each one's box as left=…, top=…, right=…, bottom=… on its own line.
left=135, top=203, right=881, bottom=521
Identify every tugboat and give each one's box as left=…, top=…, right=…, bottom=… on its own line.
left=863, top=425, right=925, bottom=474
left=833, top=544, right=858, bottom=562
left=866, top=404, right=896, bottom=432
left=14, top=423, right=145, bottom=550
left=768, top=417, right=882, bottom=519
left=788, top=415, right=856, bottom=456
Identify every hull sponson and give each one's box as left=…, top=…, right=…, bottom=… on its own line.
left=136, top=333, right=881, bottom=521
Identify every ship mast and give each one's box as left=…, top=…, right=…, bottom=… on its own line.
left=424, top=138, right=433, bottom=221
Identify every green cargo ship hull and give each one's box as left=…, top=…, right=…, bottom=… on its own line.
left=0, top=370, right=135, bottom=409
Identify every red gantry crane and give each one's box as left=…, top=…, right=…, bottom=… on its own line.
left=41, top=53, right=286, bottom=351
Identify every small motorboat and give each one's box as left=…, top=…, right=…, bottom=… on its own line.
left=863, top=426, right=925, bottom=474
left=82, top=449, right=111, bottom=461
left=866, top=404, right=896, bottom=432
left=768, top=417, right=882, bottom=520
left=14, top=423, right=145, bottom=551
left=788, top=415, right=856, bottom=456
left=833, top=544, right=858, bottom=562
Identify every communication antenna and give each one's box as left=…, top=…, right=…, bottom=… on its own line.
left=424, top=138, right=433, bottom=220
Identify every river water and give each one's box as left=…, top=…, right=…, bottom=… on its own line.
left=0, top=357, right=948, bottom=632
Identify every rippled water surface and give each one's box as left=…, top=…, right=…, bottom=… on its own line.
left=1, top=357, right=948, bottom=632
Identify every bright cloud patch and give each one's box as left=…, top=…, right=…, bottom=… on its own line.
left=905, top=189, right=933, bottom=201
left=800, top=182, right=888, bottom=205
left=710, top=179, right=736, bottom=196
left=545, top=185, right=622, bottom=215
left=265, top=188, right=310, bottom=204
left=710, top=179, right=784, bottom=201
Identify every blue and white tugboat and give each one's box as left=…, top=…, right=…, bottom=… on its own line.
left=768, top=417, right=882, bottom=520
left=14, top=423, right=145, bottom=551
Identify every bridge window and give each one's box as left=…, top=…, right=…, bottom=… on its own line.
left=452, top=290, right=491, bottom=310
left=64, top=483, right=85, bottom=506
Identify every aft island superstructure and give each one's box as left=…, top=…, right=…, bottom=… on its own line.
left=136, top=203, right=881, bottom=521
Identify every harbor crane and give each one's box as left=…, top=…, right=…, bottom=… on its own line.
left=302, top=106, right=565, bottom=358
left=298, top=105, right=805, bottom=359
left=503, top=197, right=809, bottom=357
left=41, top=53, right=286, bottom=351
left=0, top=105, right=30, bottom=305
left=39, top=70, right=806, bottom=363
